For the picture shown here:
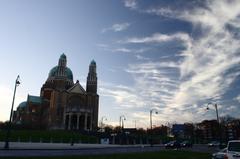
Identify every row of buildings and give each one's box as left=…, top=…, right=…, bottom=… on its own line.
left=171, top=119, right=240, bottom=142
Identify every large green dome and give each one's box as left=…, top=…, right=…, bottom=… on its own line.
left=48, top=66, right=73, bottom=80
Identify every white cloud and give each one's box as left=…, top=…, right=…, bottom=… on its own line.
left=125, top=32, right=191, bottom=47
left=168, top=1, right=240, bottom=110
left=146, top=7, right=176, bottom=17
left=96, top=43, right=109, bottom=48
left=135, top=55, right=150, bottom=60
left=235, top=95, right=240, bottom=103
left=98, top=59, right=182, bottom=127
left=146, top=1, right=240, bottom=31
left=113, top=48, right=132, bottom=53
left=102, top=23, right=130, bottom=33
left=99, top=84, right=145, bottom=109
left=124, top=0, right=138, bottom=10
left=113, top=47, right=150, bottom=54
left=97, top=43, right=150, bottom=55
left=111, top=0, right=240, bottom=124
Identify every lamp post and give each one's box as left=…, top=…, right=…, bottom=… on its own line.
left=206, top=103, right=219, bottom=123
left=206, top=102, right=221, bottom=145
left=133, top=120, right=137, bottom=129
left=150, top=108, right=158, bottom=147
left=119, top=115, right=126, bottom=145
left=119, top=115, right=126, bottom=130
left=4, top=75, right=20, bottom=149
left=100, top=116, right=107, bottom=132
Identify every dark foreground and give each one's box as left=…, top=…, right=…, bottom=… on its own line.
left=0, top=150, right=211, bottom=159
left=0, top=144, right=218, bottom=157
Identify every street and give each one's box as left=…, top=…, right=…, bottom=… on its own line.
left=0, top=142, right=219, bottom=157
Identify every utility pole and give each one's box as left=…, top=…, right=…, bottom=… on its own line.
left=4, top=75, right=20, bottom=149
left=150, top=108, right=158, bottom=147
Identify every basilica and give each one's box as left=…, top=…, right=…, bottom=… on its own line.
left=13, top=54, right=99, bottom=130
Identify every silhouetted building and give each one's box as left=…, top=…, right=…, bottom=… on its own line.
left=226, top=119, right=240, bottom=140
left=196, top=120, right=218, bottom=141
left=172, top=124, right=185, bottom=138
left=13, top=54, right=99, bottom=130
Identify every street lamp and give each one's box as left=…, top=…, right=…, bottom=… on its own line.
left=133, top=120, right=137, bottom=129
left=150, top=108, right=158, bottom=147
left=100, top=116, right=107, bottom=132
left=206, top=102, right=219, bottom=123
left=119, top=115, right=126, bottom=130
left=119, top=115, right=126, bottom=145
left=206, top=102, right=221, bottom=145
left=4, top=75, right=20, bottom=149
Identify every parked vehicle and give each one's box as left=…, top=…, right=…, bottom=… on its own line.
left=180, top=141, right=193, bottom=148
left=165, top=141, right=181, bottom=149
left=212, top=140, right=240, bottom=159
left=208, top=141, right=220, bottom=147
left=212, top=148, right=227, bottom=159
left=225, top=140, right=240, bottom=159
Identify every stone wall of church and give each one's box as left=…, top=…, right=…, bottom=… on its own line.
left=47, top=90, right=68, bottom=129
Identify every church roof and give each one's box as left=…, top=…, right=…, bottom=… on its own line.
left=18, top=101, right=27, bottom=108
left=67, top=81, right=86, bottom=94
left=27, top=95, right=42, bottom=104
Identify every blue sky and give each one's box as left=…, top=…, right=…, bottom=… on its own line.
left=1, top=0, right=240, bottom=128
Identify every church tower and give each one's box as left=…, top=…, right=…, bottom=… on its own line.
left=86, top=60, right=97, bottom=94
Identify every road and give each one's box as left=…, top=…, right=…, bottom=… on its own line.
left=0, top=142, right=219, bottom=157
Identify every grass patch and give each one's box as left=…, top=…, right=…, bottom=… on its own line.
left=0, top=150, right=211, bottom=159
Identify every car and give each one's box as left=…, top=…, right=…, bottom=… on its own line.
left=208, top=141, right=220, bottom=147
left=225, top=140, right=240, bottom=159
left=180, top=141, right=193, bottom=148
left=212, top=140, right=240, bottom=159
left=212, top=148, right=227, bottom=159
left=165, top=141, right=181, bottom=149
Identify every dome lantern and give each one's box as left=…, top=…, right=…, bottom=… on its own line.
left=47, top=54, right=73, bottom=81
left=58, top=53, right=67, bottom=67
left=90, top=59, right=96, bottom=65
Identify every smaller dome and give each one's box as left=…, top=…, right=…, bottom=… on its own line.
left=18, top=101, right=27, bottom=108
left=60, top=53, right=66, bottom=59
left=91, top=59, right=96, bottom=65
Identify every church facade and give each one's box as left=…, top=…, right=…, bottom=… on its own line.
left=13, top=54, right=99, bottom=131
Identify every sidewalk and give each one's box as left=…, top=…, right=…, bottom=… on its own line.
left=0, top=143, right=216, bottom=157
left=0, top=142, right=151, bottom=150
